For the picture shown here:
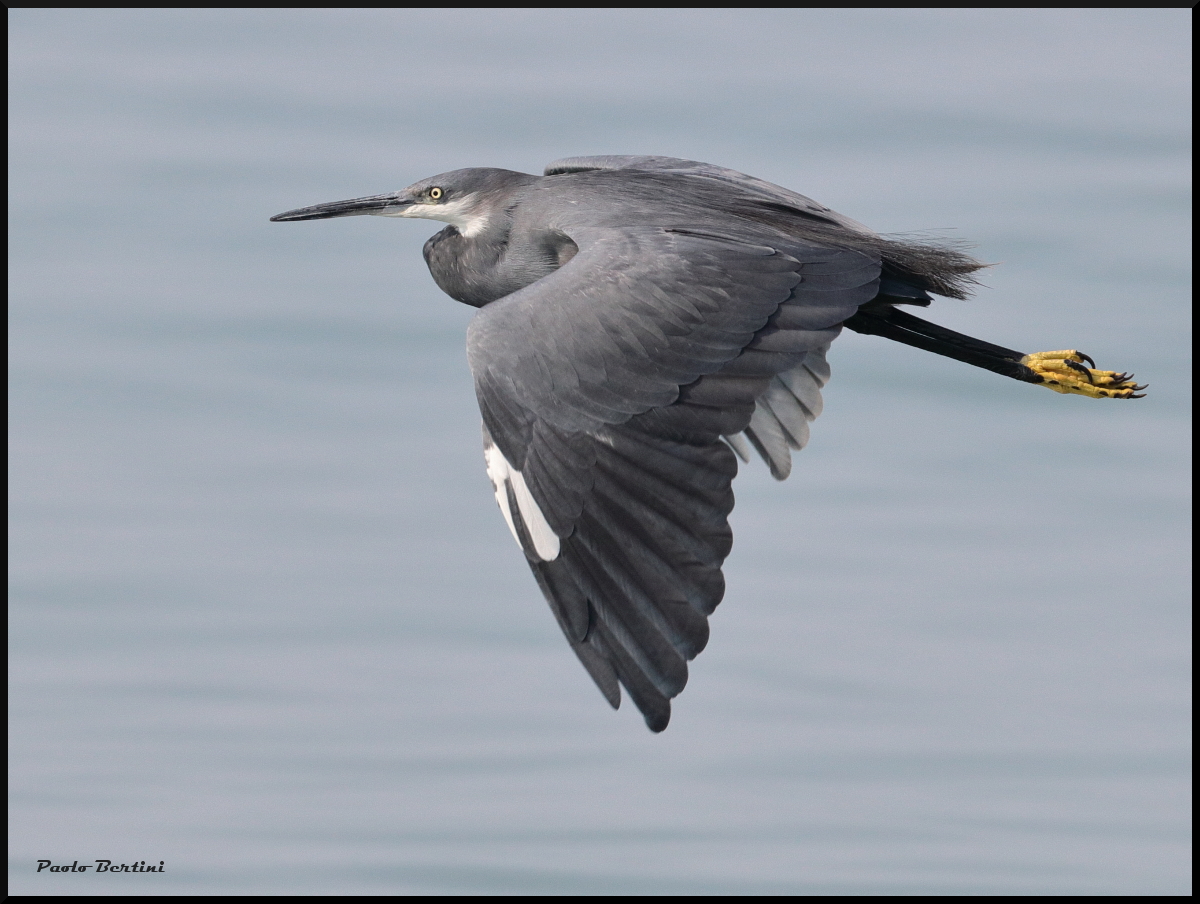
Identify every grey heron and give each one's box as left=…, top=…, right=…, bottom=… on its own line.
left=271, top=155, right=1144, bottom=732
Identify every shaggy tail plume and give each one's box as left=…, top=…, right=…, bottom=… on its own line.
left=877, top=235, right=988, bottom=300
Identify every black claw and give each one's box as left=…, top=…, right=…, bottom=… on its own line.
left=1065, top=359, right=1095, bottom=383
left=1078, top=352, right=1096, bottom=368
left=1130, top=393, right=1147, bottom=399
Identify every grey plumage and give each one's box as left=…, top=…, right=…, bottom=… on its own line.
left=271, top=155, right=993, bottom=732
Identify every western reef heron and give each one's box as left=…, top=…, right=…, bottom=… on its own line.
left=272, top=155, right=1144, bottom=732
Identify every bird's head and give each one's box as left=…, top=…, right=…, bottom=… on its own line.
left=270, top=168, right=534, bottom=238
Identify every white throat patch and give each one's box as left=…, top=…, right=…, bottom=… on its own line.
left=382, top=197, right=491, bottom=237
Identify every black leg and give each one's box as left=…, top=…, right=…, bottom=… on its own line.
left=843, top=307, right=1044, bottom=384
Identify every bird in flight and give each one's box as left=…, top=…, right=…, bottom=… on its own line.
left=272, top=156, right=1144, bottom=732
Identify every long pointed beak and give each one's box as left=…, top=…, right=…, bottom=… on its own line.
left=270, top=192, right=413, bottom=222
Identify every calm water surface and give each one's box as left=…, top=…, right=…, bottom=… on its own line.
left=9, top=9, right=1191, bottom=895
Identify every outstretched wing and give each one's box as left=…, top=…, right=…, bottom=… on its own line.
left=468, top=222, right=879, bottom=731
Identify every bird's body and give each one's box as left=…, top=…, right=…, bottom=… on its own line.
left=272, top=156, right=1144, bottom=732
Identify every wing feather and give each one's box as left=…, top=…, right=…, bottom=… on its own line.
left=467, top=200, right=879, bottom=730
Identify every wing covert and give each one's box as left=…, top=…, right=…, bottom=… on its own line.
left=468, top=226, right=805, bottom=460
left=469, top=220, right=879, bottom=730
left=544, top=155, right=876, bottom=235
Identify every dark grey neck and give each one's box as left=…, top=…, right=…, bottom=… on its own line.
left=422, top=225, right=511, bottom=308
left=421, top=215, right=578, bottom=308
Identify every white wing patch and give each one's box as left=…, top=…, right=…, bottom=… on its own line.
left=484, top=347, right=829, bottom=557
left=726, top=347, right=831, bottom=480
left=483, top=440, right=561, bottom=562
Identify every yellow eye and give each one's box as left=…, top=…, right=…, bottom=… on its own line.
left=429, top=187, right=443, bottom=200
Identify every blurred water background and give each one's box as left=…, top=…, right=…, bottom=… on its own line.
left=8, top=9, right=1191, bottom=895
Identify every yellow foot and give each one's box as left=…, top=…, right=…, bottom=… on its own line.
left=1021, top=350, right=1147, bottom=398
